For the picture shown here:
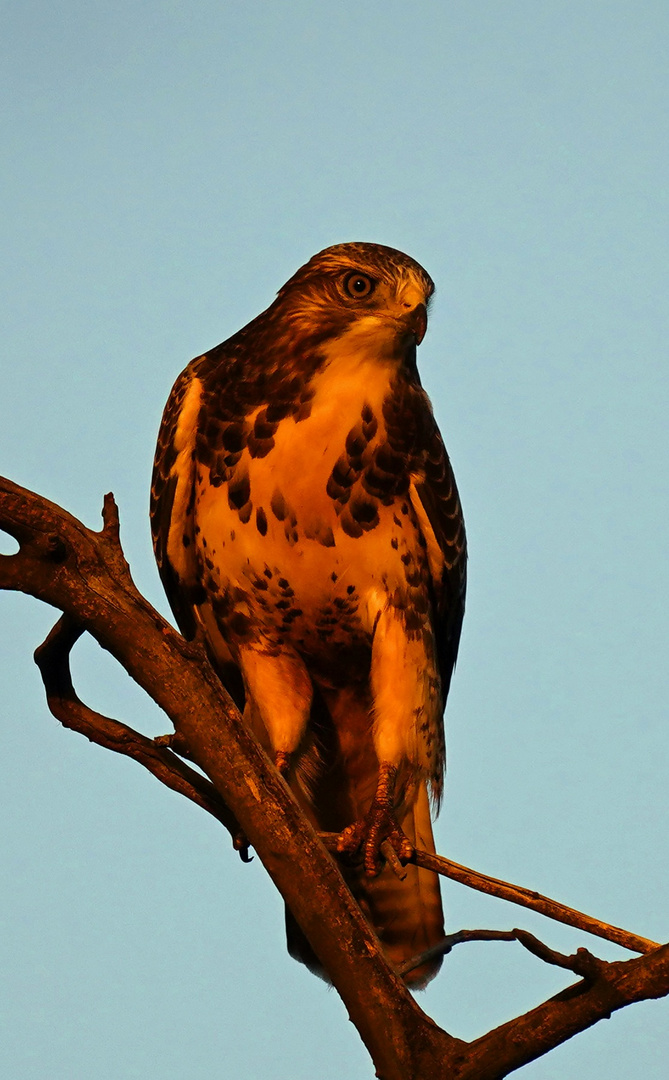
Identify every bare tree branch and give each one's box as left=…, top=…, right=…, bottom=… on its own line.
left=1, top=474, right=667, bottom=1080
left=412, top=850, right=660, bottom=955
left=33, top=613, right=239, bottom=837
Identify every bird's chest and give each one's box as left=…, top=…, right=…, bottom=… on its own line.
left=193, top=359, right=429, bottom=657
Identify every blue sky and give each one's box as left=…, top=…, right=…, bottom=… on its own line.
left=1, top=3, right=667, bottom=1077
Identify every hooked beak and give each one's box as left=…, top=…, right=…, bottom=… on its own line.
left=405, top=301, right=428, bottom=345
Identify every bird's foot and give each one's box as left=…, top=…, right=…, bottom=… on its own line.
left=336, top=763, right=414, bottom=877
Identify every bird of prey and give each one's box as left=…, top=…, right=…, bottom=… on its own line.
left=151, top=242, right=466, bottom=987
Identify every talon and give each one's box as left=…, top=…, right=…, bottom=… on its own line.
left=335, top=763, right=414, bottom=877
left=233, top=831, right=253, bottom=863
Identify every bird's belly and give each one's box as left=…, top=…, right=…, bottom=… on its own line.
left=194, top=374, right=432, bottom=671
left=195, top=468, right=427, bottom=671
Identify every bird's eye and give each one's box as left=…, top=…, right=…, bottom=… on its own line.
left=343, top=272, right=375, bottom=299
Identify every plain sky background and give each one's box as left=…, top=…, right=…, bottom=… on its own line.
left=1, top=3, right=667, bottom=1077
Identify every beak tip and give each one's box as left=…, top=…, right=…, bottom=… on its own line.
left=412, top=302, right=428, bottom=345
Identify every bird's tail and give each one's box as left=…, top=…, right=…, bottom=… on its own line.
left=285, top=689, right=445, bottom=988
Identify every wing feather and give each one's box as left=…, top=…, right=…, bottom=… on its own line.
left=150, top=364, right=203, bottom=639
left=410, top=425, right=467, bottom=702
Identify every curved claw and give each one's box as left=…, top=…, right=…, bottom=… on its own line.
left=233, top=831, right=254, bottom=863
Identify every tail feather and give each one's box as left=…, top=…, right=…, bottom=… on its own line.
left=286, top=690, right=445, bottom=988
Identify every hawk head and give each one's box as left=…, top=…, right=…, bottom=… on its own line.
left=270, top=242, right=435, bottom=362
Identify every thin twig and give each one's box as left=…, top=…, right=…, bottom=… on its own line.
left=398, top=926, right=611, bottom=980
left=319, top=833, right=660, bottom=955
left=398, top=928, right=517, bottom=977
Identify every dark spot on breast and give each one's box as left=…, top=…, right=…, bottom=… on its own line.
left=182, top=533, right=191, bottom=547
left=271, top=488, right=288, bottom=521
left=254, top=411, right=277, bottom=440
left=341, top=511, right=363, bottom=538
left=247, top=434, right=275, bottom=458
left=348, top=495, right=379, bottom=531
left=378, top=444, right=404, bottom=471
left=413, top=591, right=429, bottom=615
left=346, top=426, right=367, bottom=460
left=278, top=578, right=290, bottom=589
left=346, top=584, right=355, bottom=594
left=265, top=401, right=294, bottom=423
left=276, top=599, right=291, bottom=610
left=221, top=423, right=247, bottom=453
left=228, top=471, right=250, bottom=511
left=263, top=566, right=273, bottom=578
left=361, top=464, right=394, bottom=500
left=230, top=529, right=236, bottom=541
left=331, top=571, right=338, bottom=582
left=256, top=506, right=268, bottom=535
left=238, top=502, right=253, bottom=524
left=391, top=537, right=399, bottom=549
left=295, top=386, right=315, bottom=422
left=361, top=406, right=378, bottom=440
left=327, top=456, right=357, bottom=503
left=318, top=526, right=335, bottom=547
left=405, top=564, right=422, bottom=588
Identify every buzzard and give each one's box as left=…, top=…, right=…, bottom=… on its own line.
left=151, top=243, right=466, bottom=986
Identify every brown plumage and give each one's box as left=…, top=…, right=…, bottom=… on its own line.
left=150, top=242, right=467, bottom=986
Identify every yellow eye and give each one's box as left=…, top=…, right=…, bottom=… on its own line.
left=343, top=272, right=375, bottom=299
